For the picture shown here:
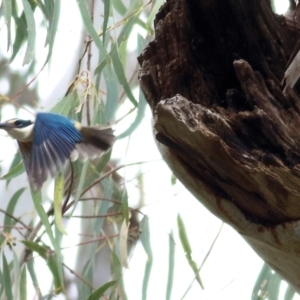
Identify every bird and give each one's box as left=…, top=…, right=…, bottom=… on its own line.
left=0, top=112, right=115, bottom=190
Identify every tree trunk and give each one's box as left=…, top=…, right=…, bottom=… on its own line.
left=138, top=0, right=300, bottom=292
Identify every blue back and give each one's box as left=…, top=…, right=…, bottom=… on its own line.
left=34, top=113, right=82, bottom=146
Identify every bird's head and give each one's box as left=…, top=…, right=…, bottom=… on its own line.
left=0, top=118, right=34, bottom=141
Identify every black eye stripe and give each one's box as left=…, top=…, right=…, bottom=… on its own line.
left=14, top=120, right=32, bottom=127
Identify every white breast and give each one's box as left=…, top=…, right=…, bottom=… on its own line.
left=6, top=124, right=34, bottom=142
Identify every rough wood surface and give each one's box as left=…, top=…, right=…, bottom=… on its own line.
left=138, top=0, right=300, bottom=291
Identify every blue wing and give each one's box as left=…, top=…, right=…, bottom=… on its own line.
left=28, top=113, right=82, bottom=189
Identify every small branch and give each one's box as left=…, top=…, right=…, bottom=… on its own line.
left=0, top=208, right=32, bottom=231
left=63, top=263, right=95, bottom=290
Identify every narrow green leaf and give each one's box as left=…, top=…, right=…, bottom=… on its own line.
left=251, top=263, right=272, bottom=300
left=122, top=188, right=129, bottom=224
left=12, top=249, right=20, bottom=298
left=44, top=0, right=60, bottom=65
left=23, top=241, right=63, bottom=294
left=171, top=174, right=177, bottom=186
left=0, top=267, right=4, bottom=297
left=26, top=258, right=42, bottom=299
left=54, top=172, right=67, bottom=235
left=177, top=214, right=204, bottom=289
left=19, top=267, right=27, bottom=300
left=111, top=45, right=137, bottom=106
left=30, top=189, right=56, bottom=247
left=103, top=64, right=119, bottom=122
left=87, top=281, right=117, bottom=300
left=118, top=37, right=128, bottom=67
left=50, top=93, right=78, bottom=116
left=177, top=215, right=192, bottom=253
left=3, top=0, right=12, bottom=50
left=43, top=0, right=54, bottom=20
left=76, top=0, right=108, bottom=57
left=21, top=0, right=36, bottom=65
left=267, top=273, right=281, bottom=300
left=118, top=88, right=146, bottom=139
left=79, top=258, right=94, bottom=299
left=94, top=57, right=108, bottom=76
left=110, top=251, right=128, bottom=299
left=5, top=150, right=23, bottom=186
left=4, top=188, right=26, bottom=229
left=119, top=219, right=129, bottom=268
left=35, top=0, right=48, bottom=17
left=22, top=241, right=47, bottom=258
left=140, top=217, right=153, bottom=300
left=83, top=150, right=112, bottom=191
left=71, top=161, right=88, bottom=215
left=2, top=253, right=13, bottom=300
left=1, top=163, right=24, bottom=181
left=47, top=252, right=63, bottom=294
left=30, top=188, right=64, bottom=290
left=284, top=285, right=296, bottom=300
left=166, top=231, right=175, bottom=300
left=137, top=33, right=148, bottom=56
left=94, top=177, right=113, bottom=230
left=10, top=11, right=27, bottom=63
left=145, top=0, right=163, bottom=32
left=102, top=0, right=110, bottom=44
left=116, top=14, right=138, bottom=46
left=112, top=0, right=127, bottom=15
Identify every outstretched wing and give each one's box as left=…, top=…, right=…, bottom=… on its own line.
left=71, top=127, right=115, bottom=161
left=28, top=113, right=82, bottom=189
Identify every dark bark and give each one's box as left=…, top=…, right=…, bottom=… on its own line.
left=138, top=0, right=300, bottom=292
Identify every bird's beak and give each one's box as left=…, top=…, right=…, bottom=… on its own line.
left=0, top=122, right=13, bottom=129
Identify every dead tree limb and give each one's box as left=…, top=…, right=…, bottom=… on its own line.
left=138, top=0, right=300, bottom=291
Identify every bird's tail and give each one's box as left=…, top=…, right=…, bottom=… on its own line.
left=71, top=127, right=115, bottom=161
left=81, top=126, right=115, bottom=150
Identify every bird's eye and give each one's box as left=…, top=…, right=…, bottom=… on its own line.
left=14, top=120, right=22, bottom=127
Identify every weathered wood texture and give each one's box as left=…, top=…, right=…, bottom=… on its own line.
left=138, top=0, right=300, bottom=292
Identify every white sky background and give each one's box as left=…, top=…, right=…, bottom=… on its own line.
left=0, top=0, right=296, bottom=299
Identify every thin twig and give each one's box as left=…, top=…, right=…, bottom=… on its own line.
left=67, top=211, right=125, bottom=218
left=0, top=208, right=32, bottom=231
left=81, top=160, right=161, bottom=196
left=63, top=263, right=95, bottom=290
left=180, top=222, right=224, bottom=299
left=61, top=227, right=139, bottom=250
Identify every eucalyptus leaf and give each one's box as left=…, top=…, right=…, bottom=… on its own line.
left=76, top=0, right=108, bottom=57
left=252, top=263, right=272, bottom=300
left=19, top=266, right=27, bottom=300
left=21, top=0, right=36, bottom=65
left=23, top=241, right=63, bottom=294
left=140, top=217, right=153, bottom=300
left=177, top=214, right=204, bottom=289
left=54, top=172, right=67, bottom=235
left=102, top=0, right=110, bottom=44
left=110, top=45, right=137, bottom=106
left=30, top=188, right=64, bottom=291
left=50, top=93, right=79, bottom=117
left=3, top=0, right=12, bottom=50
left=166, top=231, right=175, bottom=300
left=87, top=281, right=117, bottom=300
left=2, top=253, right=13, bottom=300
left=26, top=256, right=42, bottom=299
left=118, top=87, right=146, bottom=139
left=44, top=0, right=60, bottom=66
left=4, top=188, right=26, bottom=229
left=112, top=0, right=127, bottom=15
left=1, top=163, right=25, bottom=182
